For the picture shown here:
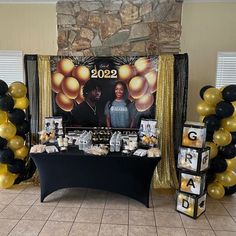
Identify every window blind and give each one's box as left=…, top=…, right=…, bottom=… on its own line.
left=0, top=51, right=24, bottom=86
left=216, top=52, right=236, bottom=88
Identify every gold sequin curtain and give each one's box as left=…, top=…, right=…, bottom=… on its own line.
left=37, top=55, right=52, bottom=131
left=153, top=55, right=179, bottom=189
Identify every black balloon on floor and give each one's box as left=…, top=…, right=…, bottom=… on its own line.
left=0, top=80, right=8, bottom=96
left=8, top=109, right=26, bottom=125
left=203, top=115, right=220, bottom=132
left=210, top=157, right=228, bottom=173
left=222, top=85, right=236, bottom=102
left=200, top=85, right=214, bottom=99
left=215, top=101, right=234, bottom=118
left=0, top=137, right=7, bottom=149
left=0, top=148, right=14, bottom=164
left=0, top=95, right=14, bottom=112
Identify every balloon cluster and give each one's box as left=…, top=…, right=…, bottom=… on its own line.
left=52, top=57, right=157, bottom=112
left=0, top=80, right=30, bottom=189
left=196, top=85, right=236, bottom=199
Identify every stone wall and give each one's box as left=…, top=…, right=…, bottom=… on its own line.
left=57, top=0, right=182, bottom=56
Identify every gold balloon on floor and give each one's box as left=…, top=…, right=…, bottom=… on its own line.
left=0, top=122, right=16, bottom=140
left=196, top=101, right=215, bottom=116
left=0, top=111, right=8, bottom=125
left=8, top=82, right=27, bottom=98
left=14, top=145, right=29, bottom=160
left=8, top=135, right=24, bottom=151
left=0, top=164, right=7, bottom=175
left=203, top=88, right=222, bottom=106
left=226, top=157, right=236, bottom=171
left=213, top=129, right=232, bottom=146
left=221, top=116, right=236, bottom=132
left=216, top=170, right=236, bottom=187
left=207, top=182, right=225, bottom=199
left=14, top=97, right=29, bottom=110
left=206, top=142, right=218, bottom=159
left=0, top=172, right=16, bottom=189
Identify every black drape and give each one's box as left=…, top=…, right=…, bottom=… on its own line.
left=173, top=54, right=189, bottom=158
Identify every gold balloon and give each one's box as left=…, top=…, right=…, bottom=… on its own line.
left=207, top=182, right=225, bottom=199
left=220, top=86, right=225, bottom=92
left=203, top=88, right=222, bottom=106
left=14, top=97, right=29, bottom=110
left=8, top=82, right=27, bottom=98
left=206, top=142, right=218, bottom=159
left=216, top=170, right=236, bottom=187
left=0, top=172, right=16, bottom=189
left=231, top=101, right=236, bottom=117
left=0, top=111, right=8, bottom=125
left=8, top=135, right=24, bottom=151
left=221, top=116, right=236, bottom=132
left=213, top=129, right=232, bottom=146
left=199, top=116, right=205, bottom=123
left=14, top=145, right=29, bottom=160
left=0, top=164, right=7, bottom=175
left=0, top=122, right=16, bottom=140
left=196, top=101, right=215, bottom=116
left=226, top=157, right=236, bottom=171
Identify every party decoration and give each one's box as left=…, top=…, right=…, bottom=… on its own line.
left=16, top=120, right=30, bottom=136
left=0, top=80, right=8, bottom=95
left=210, top=157, right=227, bottom=173
left=216, top=170, right=236, bottom=187
left=232, top=101, right=236, bottom=117
left=0, top=172, right=16, bottom=189
left=199, top=85, right=214, bottom=100
left=55, top=92, right=74, bottom=112
left=231, top=132, right=236, bottom=144
left=8, top=108, right=26, bottom=125
left=0, top=163, right=7, bottom=174
left=51, top=72, right=64, bottom=93
left=118, top=64, right=135, bottom=82
left=206, top=142, right=218, bottom=159
left=144, top=70, right=157, bottom=93
left=7, top=159, right=25, bottom=174
left=221, top=116, right=236, bottom=132
left=0, top=122, right=16, bottom=140
left=13, top=97, right=29, bottom=110
left=215, top=101, right=234, bottom=118
left=0, top=111, right=8, bottom=125
left=135, top=93, right=154, bottom=112
left=8, top=82, right=27, bottom=98
left=219, top=144, right=236, bottom=159
left=14, top=145, right=29, bottom=160
left=72, top=65, right=90, bottom=84
left=128, top=76, right=148, bottom=99
left=196, top=101, right=215, bottom=116
left=203, top=88, right=222, bottom=106
left=0, top=148, right=14, bottom=164
left=226, top=157, right=236, bottom=171
left=222, top=85, right=236, bottom=102
left=207, top=182, right=225, bottom=200
left=8, top=135, right=24, bottom=151
left=0, top=137, right=7, bottom=149
left=56, top=58, right=74, bottom=76
left=203, top=115, right=220, bottom=132
left=0, top=95, right=14, bottom=112
left=134, top=57, right=151, bottom=74
left=61, top=77, right=80, bottom=99
left=213, top=129, right=232, bottom=146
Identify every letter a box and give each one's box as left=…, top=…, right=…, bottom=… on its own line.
left=176, top=191, right=206, bottom=219
left=182, top=122, right=206, bottom=148
left=178, top=146, right=210, bottom=173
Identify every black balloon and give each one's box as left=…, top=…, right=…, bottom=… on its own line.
left=16, top=120, right=30, bottom=136
left=203, top=115, right=220, bottom=132
left=210, top=157, right=228, bottom=173
left=0, top=148, right=14, bottom=164
left=200, top=85, right=214, bottom=99
left=215, top=101, right=234, bottom=118
left=8, top=109, right=26, bottom=125
left=231, top=132, right=236, bottom=144
left=0, top=80, right=8, bottom=96
left=0, top=137, right=7, bottom=149
left=206, top=131, right=214, bottom=142
left=8, top=159, right=25, bottom=174
left=219, top=144, right=236, bottom=159
left=222, top=85, right=236, bottom=102
left=0, top=95, right=14, bottom=112
left=206, top=169, right=216, bottom=184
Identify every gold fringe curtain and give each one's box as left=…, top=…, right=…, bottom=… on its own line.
left=37, top=55, right=52, bottom=131
left=153, top=55, right=179, bottom=189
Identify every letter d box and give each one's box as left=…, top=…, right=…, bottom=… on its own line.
left=182, top=122, right=206, bottom=148
left=177, top=147, right=210, bottom=173
left=176, top=191, right=206, bottom=219
left=179, top=171, right=206, bottom=196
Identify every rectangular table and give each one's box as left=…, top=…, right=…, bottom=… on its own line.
left=30, top=150, right=160, bottom=207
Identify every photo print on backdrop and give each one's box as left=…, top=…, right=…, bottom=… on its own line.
left=50, top=56, right=158, bottom=129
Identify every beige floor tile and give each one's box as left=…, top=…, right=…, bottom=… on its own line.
left=75, top=208, right=103, bottom=223
left=105, top=195, right=129, bottom=210
left=8, top=219, right=45, bottom=236
left=0, top=204, right=6, bottom=212
left=81, top=198, right=106, bottom=209
left=180, top=214, right=211, bottom=230
left=128, top=225, right=157, bottom=236
left=23, top=205, right=55, bottom=220
left=156, top=227, right=186, bottom=236
left=0, top=219, right=18, bottom=235
left=185, top=229, right=215, bottom=236
left=0, top=193, right=18, bottom=205
left=207, top=215, right=236, bottom=231
left=206, top=202, right=229, bottom=216
left=11, top=193, right=38, bottom=206
left=220, top=195, right=236, bottom=204
left=215, top=230, right=236, bottom=236
left=153, top=199, right=176, bottom=213
left=38, top=221, right=73, bottom=236
left=34, top=197, right=59, bottom=207
left=223, top=203, right=236, bottom=217
left=102, top=209, right=128, bottom=224
left=22, top=185, right=40, bottom=194
left=69, top=222, right=100, bottom=236
left=0, top=205, right=30, bottom=220
left=129, top=210, right=155, bottom=226
left=99, top=224, right=128, bottom=236
left=129, top=199, right=153, bottom=211
left=1, top=183, right=27, bottom=193
left=49, top=207, right=78, bottom=222
left=154, top=212, right=183, bottom=228
left=57, top=196, right=84, bottom=208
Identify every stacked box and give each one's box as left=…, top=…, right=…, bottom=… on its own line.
left=176, top=122, right=208, bottom=219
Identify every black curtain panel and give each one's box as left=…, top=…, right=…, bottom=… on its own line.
left=24, top=55, right=39, bottom=144
left=173, top=54, right=189, bottom=158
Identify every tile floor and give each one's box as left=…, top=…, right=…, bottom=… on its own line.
left=0, top=183, right=236, bottom=236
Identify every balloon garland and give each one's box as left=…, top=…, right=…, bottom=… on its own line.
left=197, top=85, right=236, bottom=199
left=0, top=80, right=30, bottom=189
